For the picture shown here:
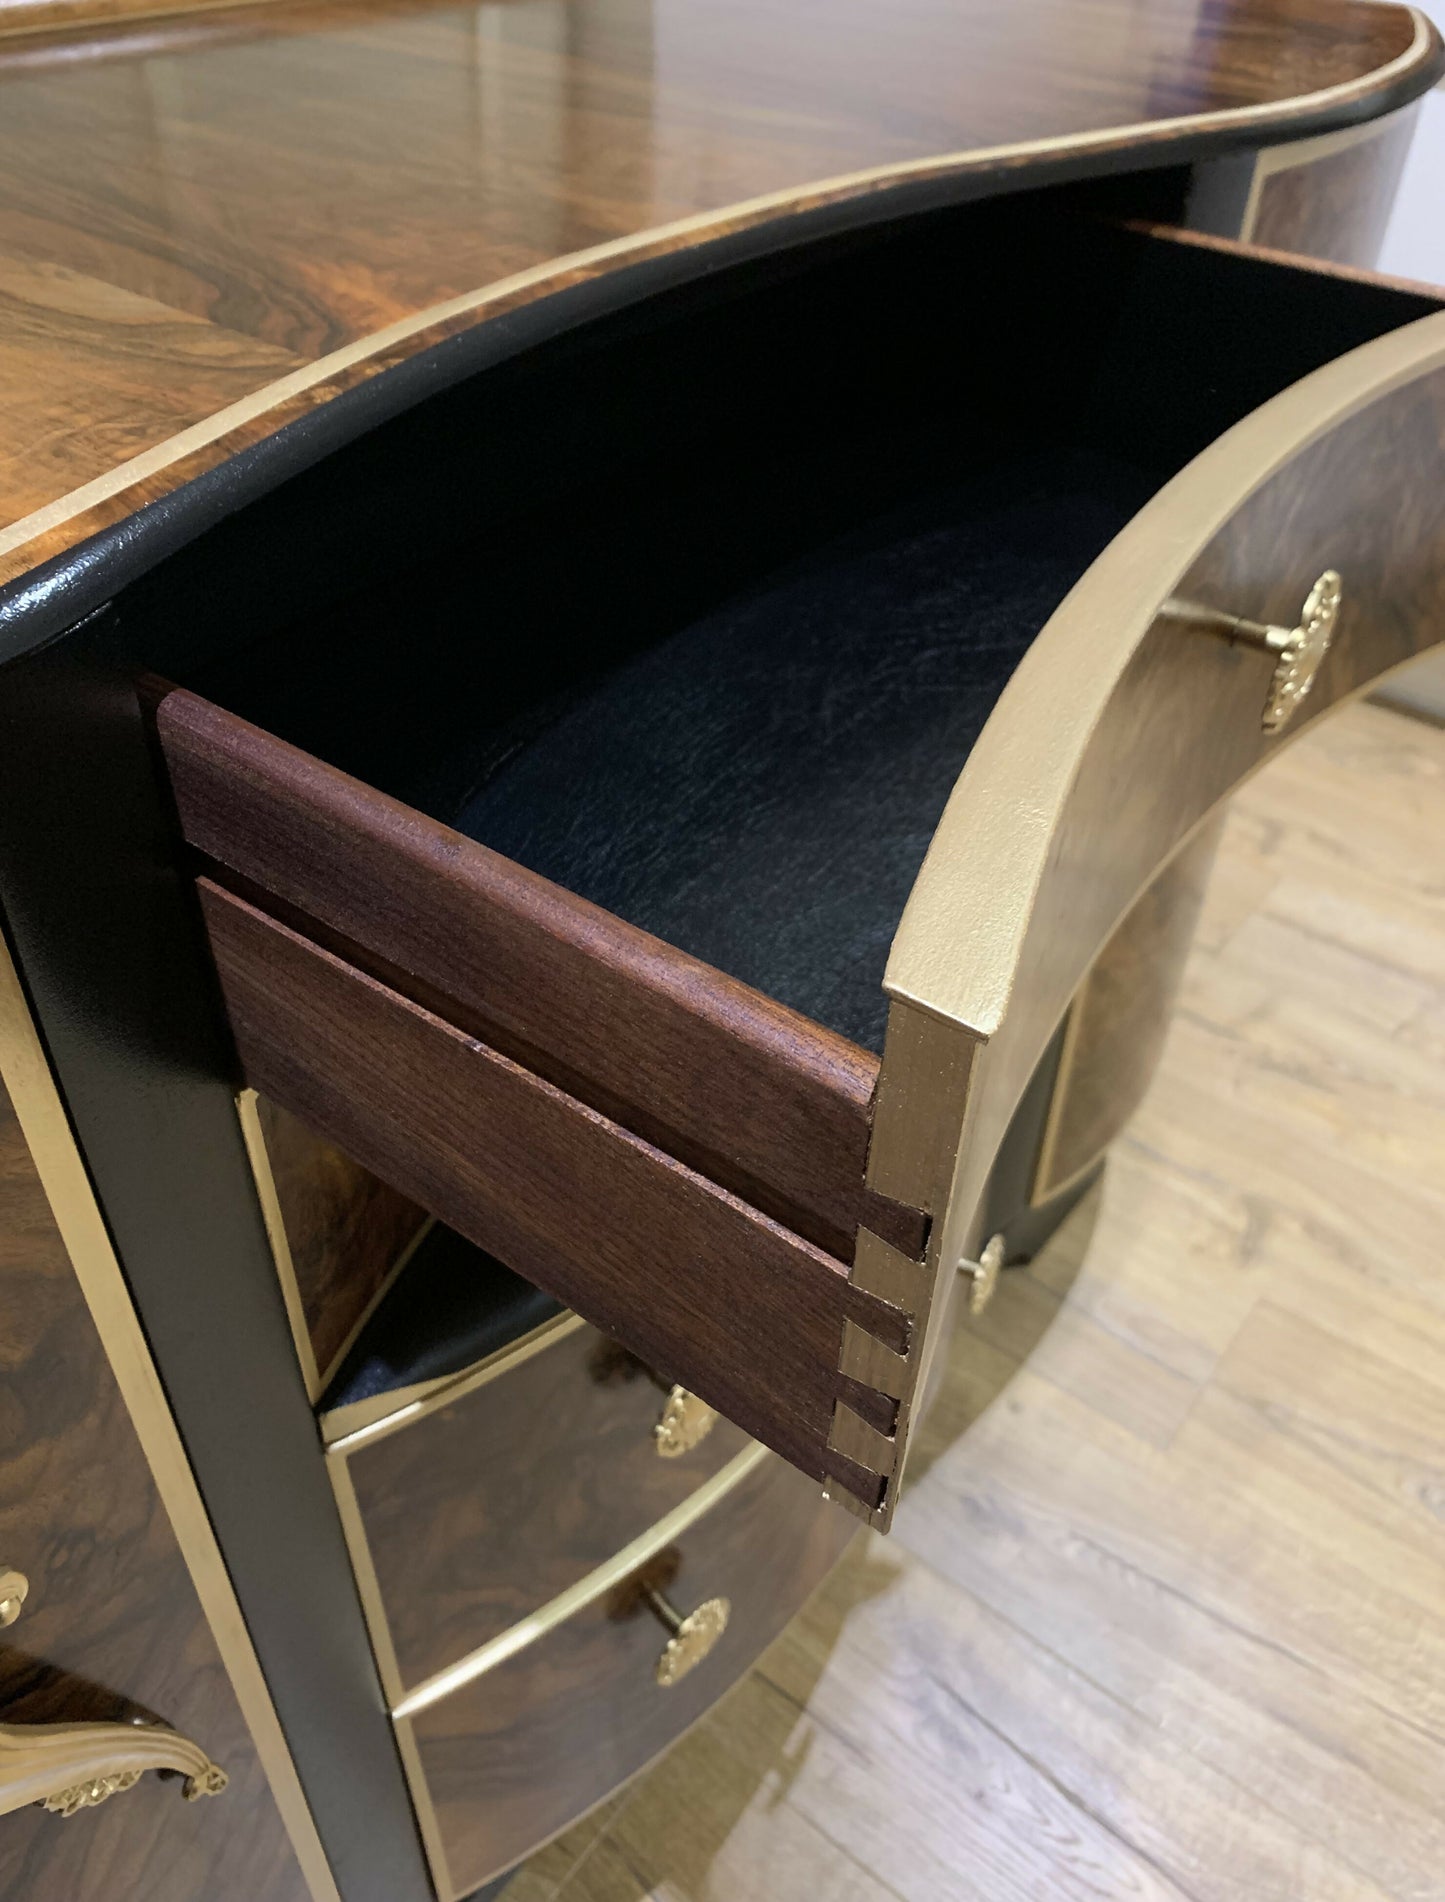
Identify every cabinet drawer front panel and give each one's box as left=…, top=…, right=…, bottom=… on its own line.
left=879, top=290, right=1445, bottom=1511
left=406, top=1453, right=854, bottom=1898
left=342, top=1321, right=750, bottom=1691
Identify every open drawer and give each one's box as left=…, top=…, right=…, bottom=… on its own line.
left=150, top=205, right=1445, bottom=1528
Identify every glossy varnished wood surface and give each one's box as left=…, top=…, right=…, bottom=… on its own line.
left=0, top=0, right=1438, bottom=586
left=503, top=700, right=1445, bottom=1902
left=1247, top=108, right=1423, bottom=265
left=0, top=1076, right=311, bottom=1900
left=341, top=1322, right=750, bottom=1693
left=411, top=1451, right=857, bottom=1899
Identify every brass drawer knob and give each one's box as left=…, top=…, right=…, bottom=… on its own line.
left=642, top=1586, right=730, bottom=1687
left=653, top=1386, right=717, bottom=1458
left=1163, top=569, right=1343, bottom=732
left=958, top=1233, right=1005, bottom=1316
left=0, top=1570, right=29, bottom=1630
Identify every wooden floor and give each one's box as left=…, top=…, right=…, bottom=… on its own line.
left=501, top=699, right=1445, bottom=1902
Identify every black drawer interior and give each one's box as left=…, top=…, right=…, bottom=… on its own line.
left=162, top=193, right=1435, bottom=1052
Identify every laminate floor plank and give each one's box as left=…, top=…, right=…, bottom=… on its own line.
left=505, top=701, right=1445, bottom=1901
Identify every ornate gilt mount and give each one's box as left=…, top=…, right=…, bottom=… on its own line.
left=0, top=1569, right=29, bottom=1630
left=1163, top=569, right=1343, bottom=731
left=642, top=1587, right=730, bottom=1687
left=653, top=1386, right=718, bottom=1459
left=0, top=1719, right=227, bottom=1822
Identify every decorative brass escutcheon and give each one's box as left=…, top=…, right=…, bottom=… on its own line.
left=653, top=1386, right=717, bottom=1458
left=642, top=1587, right=730, bottom=1687
left=0, top=1570, right=29, bottom=1630
left=958, top=1232, right=1005, bottom=1317
left=1162, top=569, right=1343, bottom=732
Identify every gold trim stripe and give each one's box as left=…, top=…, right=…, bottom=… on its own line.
left=323, top=1311, right=586, bottom=1452
left=236, top=1089, right=323, bottom=1402
left=1238, top=107, right=1410, bottom=245
left=391, top=1444, right=769, bottom=1721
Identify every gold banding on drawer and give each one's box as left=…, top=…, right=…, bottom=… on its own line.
left=391, top=1449, right=855, bottom=1902
left=327, top=1316, right=749, bottom=1698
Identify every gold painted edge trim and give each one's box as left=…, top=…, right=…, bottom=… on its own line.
left=390, top=1717, right=456, bottom=1902
left=236, top=1089, right=322, bottom=1402
left=325, top=1455, right=406, bottom=1712
left=322, top=1310, right=586, bottom=1451
left=392, top=1443, right=769, bottom=1722
left=1238, top=98, right=1419, bottom=242
left=313, top=1213, right=434, bottom=1401
left=0, top=8, right=1434, bottom=575
left=0, top=938, right=340, bottom=1902
left=1028, top=994, right=1087, bottom=1205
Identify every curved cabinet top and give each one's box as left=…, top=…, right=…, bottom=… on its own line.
left=0, top=0, right=1439, bottom=597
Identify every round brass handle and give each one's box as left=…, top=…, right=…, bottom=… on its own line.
left=1258, top=570, right=1343, bottom=732
left=653, top=1387, right=717, bottom=1459
left=957, top=1233, right=1005, bottom=1316
left=0, top=1570, right=29, bottom=1630
left=1162, top=569, right=1343, bottom=732
left=642, top=1587, right=730, bottom=1687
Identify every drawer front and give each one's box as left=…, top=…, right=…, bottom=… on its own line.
left=398, top=1450, right=855, bottom=1900
left=337, top=1320, right=750, bottom=1693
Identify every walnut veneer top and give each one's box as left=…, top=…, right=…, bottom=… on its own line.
left=0, top=0, right=1438, bottom=590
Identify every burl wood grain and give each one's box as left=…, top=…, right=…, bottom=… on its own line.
left=253, top=1093, right=425, bottom=1389
left=1248, top=108, right=1421, bottom=268
left=341, top=1322, right=750, bottom=1692
left=410, top=1452, right=856, bottom=1898
left=198, top=882, right=907, bottom=1504
left=0, top=1077, right=310, bottom=1900
left=0, top=0, right=1436, bottom=582
left=158, top=690, right=888, bottom=1263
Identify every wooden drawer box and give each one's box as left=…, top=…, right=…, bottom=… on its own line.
left=149, top=205, right=1445, bottom=1533
left=395, top=1448, right=855, bottom=1900
left=331, top=1307, right=750, bottom=1698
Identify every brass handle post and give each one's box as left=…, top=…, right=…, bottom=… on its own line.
left=957, top=1232, right=1006, bottom=1316
left=641, top=1587, right=730, bottom=1687
left=1162, top=569, right=1343, bottom=731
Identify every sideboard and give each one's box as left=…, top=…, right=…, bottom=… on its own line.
left=0, top=4, right=1441, bottom=1898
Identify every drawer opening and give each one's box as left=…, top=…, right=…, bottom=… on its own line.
left=145, top=192, right=1442, bottom=1518
left=161, top=201, right=1436, bottom=1054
